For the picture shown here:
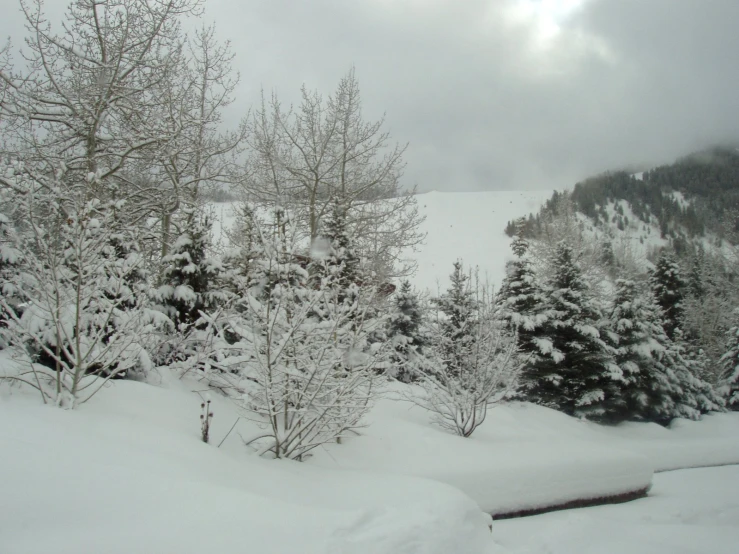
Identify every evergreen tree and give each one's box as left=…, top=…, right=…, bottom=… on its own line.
left=227, top=213, right=383, bottom=460
left=0, top=209, right=23, bottom=341
left=431, top=261, right=478, bottom=379
left=605, top=280, right=683, bottom=423
left=719, top=312, right=739, bottom=410
left=155, top=212, right=224, bottom=330
left=650, top=251, right=687, bottom=340
left=221, top=201, right=264, bottom=295
left=520, top=242, right=617, bottom=419
left=387, top=281, right=428, bottom=383
left=497, top=225, right=548, bottom=360
left=310, top=198, right=362, bottom=313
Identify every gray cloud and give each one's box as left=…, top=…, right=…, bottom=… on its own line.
left=4, top=0, right=739, bottom=192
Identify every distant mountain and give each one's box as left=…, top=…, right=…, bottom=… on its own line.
left=509, top=146, right=739, bottom=259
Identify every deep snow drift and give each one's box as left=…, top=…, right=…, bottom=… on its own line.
left=0, top=375, right=498, bottom=554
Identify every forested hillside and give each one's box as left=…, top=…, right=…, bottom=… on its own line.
left=508, top=147, right=739, bottom=254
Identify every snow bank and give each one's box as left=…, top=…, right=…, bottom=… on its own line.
left=309, top=390, right=654, bottom=517
left=494, top=466, right=739, bottom=554
left=0, top=377, right=499, bottom=554
left=310, top=384, right=739, bottom=517
left=597, top=411, right=739, bottom=472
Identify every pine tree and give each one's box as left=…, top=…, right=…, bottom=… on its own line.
left=387, top=281, right=428, bottom=383
left=650, top=251, right=687, bottom=340
left=431, top=261, right=478, bottom=379
left=227, top=213, right=383, bottom=460
left=221, top=202, right=264, bottom=295
left=0, top=209, right=23, bottom=344
left=497, top=226, right=548, bottom=360
left=719, top=312, right=739, bottom=410
left=314, top=198, right=361, bottom=297
left=418, top=261, right=521, bottom=437
left=156, top=212, right=224, bottom=331
left=310, top=198, right=364, bottom=324
left=520, top=242, right=617, bottom=419
left=604, top=280, right=684, bottom=423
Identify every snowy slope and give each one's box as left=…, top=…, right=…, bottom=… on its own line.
left=408, top=191, right=552, bottom=292
left=209, top=189, right=553, bottom=293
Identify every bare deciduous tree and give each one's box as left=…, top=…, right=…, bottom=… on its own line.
left=407, top=275, right=522, bottom=437
left=243, top=68, right=425, bottom=281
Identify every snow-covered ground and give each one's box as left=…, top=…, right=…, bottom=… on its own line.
left=494, top=466, right=739, bottom=554
left=5, top=190, right=739, bottom=553
left=310, top=384, right=739, bottom=516
left=0, top=375, right=497, bottom=554
left=3, top=357, right=739, bottom=552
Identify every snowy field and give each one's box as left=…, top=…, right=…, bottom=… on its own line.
left=0, top=373, right=496, bottom=554
left=309, top=385, right=739, bottom=516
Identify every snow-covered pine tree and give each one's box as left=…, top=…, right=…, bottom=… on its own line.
left=719, top=311, right=739, bottom=410
left=155, top=211, right=225, bottom=331
left=387, top=280, right=428, bottom=383
left=0, top=195, right=156, bottom=407
left=0, top=203, right=23, bottom=346
left=311, top=198, right=362, bottom=309
left=496, top=222, right=548, bottom=362
left=153, top=210, right=234, bottom=369
left=650, top=251, right=687, bottom=341
left=604, top=279, right=683, bottom=423
left=660, top=329, right=724, bottom=421
left=221, top=201, right=264, bottom=295
left=431, top=260, right=479, bottom=379
left=520, top=242, right=617, bottom=419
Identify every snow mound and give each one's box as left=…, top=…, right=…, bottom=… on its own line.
left=494, top=466, right=739, bottom=554
left=0, top=376, right=499, bottom=554
left=309, top=388, right=654, bottom=516
left=310, top=383, right=739, bottom=517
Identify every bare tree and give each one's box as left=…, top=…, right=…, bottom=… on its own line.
left=244, top=68, right=425, bottom=281
left=0, top=0, right=201, bottom=202
left=153, top=23, right=247, bottom=257
left=225, top=215, right=385, bottom=460
left=407, top=274, right=522, bottom=437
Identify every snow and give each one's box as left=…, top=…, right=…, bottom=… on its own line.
left=409, top=190, right=552, bottom=292
left=209, top=189, right=553, bottom=293
left=494, top=466, right=739, bottom=554
left=310, top=383, right=739, bottom=516
left=2, top=355, right=739, bottom=552
left=0, top=374, right=498, bottom=554
left=309, top=390, right=654, bottom=516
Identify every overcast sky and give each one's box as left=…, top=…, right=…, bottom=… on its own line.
left=4, top=0, right=739, bottom=192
